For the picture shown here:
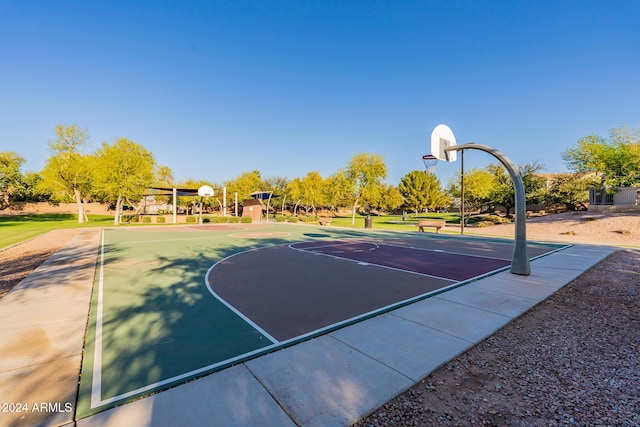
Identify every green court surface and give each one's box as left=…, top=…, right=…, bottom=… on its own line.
left=77, top=223, right=567, bottom=419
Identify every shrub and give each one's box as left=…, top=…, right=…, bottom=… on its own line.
left=156, top=216, right=166, bottom=223
left=613, top=229, right=631, bottom=235
left=475, top=221, right=494, bottom=228
left=210, top=216, right=229, bottom=223
left=275, top=215, right=287, bottom=222
left=289, top=217, right=299, bottom=223
left=240, top=217, right=252, bottom=223
left=142, top=216, right=152, bottom=223
left=186, top=216, right=197, bottom=223
left=484, top=214, right=512, bottom=224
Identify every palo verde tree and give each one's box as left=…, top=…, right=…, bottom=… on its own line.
left=39, top=124, right=93, bottom=223
left=93, top=137, right=156, bottom=225
left=345, top=152, right=387, bottom=224
left=399, top=170, right=450, bottom=214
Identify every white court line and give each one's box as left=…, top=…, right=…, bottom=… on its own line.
left=115, top=236, right=223, bottom=245
left=290, top=240, right=378, bottom=251
left=204, top=249, right=279, bottom=344
left=379, top=241, right=514, bottom=262
left=91, top=231, right=105, bottom=408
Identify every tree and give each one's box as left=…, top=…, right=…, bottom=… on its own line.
left=151, top=165, right=175, bottom=205
left=546, top=173, right=599, bottom=210
left=263, top=176, right=289, bottom=214
left=285, top=177, right=303, bottom=216
left=399, top=170, right=450, bottom=214
left=224, top=170, right=264, bottom=201
left=323, top=168, right=354, bottom=212
left=15, top=172, right=52, bottom=203
left=300, top=171, right=324, bottom=216
left=447, top=168, right=495, bottom=221
left=154, top=165, right=175, bottom=187
left=0, top=151, right=25, bottom=210
left=562, top=127, right=640, bottom=187
left=39, top=124, right=92, bottom=223
left=488, top=161, right=546, bottom=215
left=345, top=153, right=387, bottom=224
left=374, top=184, right=404, bottom=214
left=93, top=138, right=155, bottom=225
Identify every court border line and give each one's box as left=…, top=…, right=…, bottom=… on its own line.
left=86, top=232, right=573, bottom=413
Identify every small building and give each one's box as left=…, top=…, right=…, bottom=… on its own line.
left=242, top=199, right=263, bottom=222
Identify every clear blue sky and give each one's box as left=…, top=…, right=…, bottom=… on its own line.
left=2, top=1, right=639, bottom=187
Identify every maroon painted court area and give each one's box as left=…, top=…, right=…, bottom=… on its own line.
left=208, top=244, right=456, bottom=341
left=290, top=241, right=511, bottom=281
left=206, top=238, right=536, bottom=342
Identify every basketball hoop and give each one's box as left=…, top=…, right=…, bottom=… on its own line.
left=422, top=154, right=439, bottom=173
left=197, top=185, right=214, bottom=225
left=198, top=185, right=214, bottom=199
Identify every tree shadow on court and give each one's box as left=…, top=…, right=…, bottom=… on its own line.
left=78, top=237, right=299, bottom=419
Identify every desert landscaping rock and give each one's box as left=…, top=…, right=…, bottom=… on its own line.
left=354, top=249, right=639, bottom=426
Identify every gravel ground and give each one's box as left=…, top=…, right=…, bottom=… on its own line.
left=0, top=228, right=80, bottom=298
left=1, top=214, right=639, bottom=426
left=466, top=211, right=640, bottom=247
left=354, top=249, right=640, bottom=426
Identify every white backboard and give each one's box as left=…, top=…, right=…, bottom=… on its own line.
left=198, top=185, right=214, bottom=197
left=430, top=124, right=457, bottom=162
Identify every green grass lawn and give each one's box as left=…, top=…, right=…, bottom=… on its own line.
left=0, top=214, right=114, bottom=249
left=0, top=211, right=473, bottom=250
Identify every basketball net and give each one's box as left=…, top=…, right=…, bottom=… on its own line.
left=422, top=154, right=439, bottom=173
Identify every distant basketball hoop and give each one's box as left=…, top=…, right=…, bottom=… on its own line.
left=197, top=185, right=214, bottom=225
left=198, top=185, right=214, bottom=199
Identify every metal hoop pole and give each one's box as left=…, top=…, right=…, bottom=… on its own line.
left=460, top=149, right=464, bottom=235
left=445, top=143, right=530, bottom=275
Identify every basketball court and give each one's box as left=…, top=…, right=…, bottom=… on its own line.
left=76, top=223, right=567, bottom=419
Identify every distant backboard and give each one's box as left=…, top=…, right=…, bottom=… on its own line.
left=430, top=124, right=457, bottom=162
left=198, top=185, right=214, bottom=198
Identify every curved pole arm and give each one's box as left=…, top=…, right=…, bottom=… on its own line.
left=445, top=143, right=530, bottom=275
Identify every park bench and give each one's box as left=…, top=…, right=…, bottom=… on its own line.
left=318, top=217, right=332, bottom=226
left=417, top=219, right=445, bottom=233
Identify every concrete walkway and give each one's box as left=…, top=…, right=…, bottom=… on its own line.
left=0, top=232, right=617, bottom=427
left=0, top=229, right=101, bottom=427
